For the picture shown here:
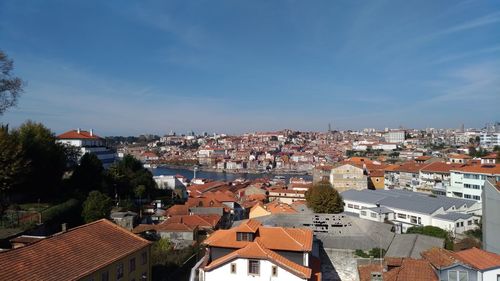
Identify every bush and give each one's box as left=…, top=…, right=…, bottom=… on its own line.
left=41, top=199, right=80, bottom=223
left=406, top=225, right=454, bottom=250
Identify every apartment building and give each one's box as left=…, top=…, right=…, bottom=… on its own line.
left=448, top=164, right=500, bottom=201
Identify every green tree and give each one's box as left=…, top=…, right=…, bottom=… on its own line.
left=82, top=190, right=113, bottom=223
left=0, top=50, right=24, bottom=115
left=70, top=153, right=105, bottom=196
left=305, top=181, right=344, bottom=213
left=0, top=125, right=28, bottom=215
left=107, top=155, right=156, bottom=198
left=13, top=121, right=68, bottom=198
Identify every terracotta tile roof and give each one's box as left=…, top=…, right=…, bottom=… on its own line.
left=165, top=214, right=221, bottom=229
left=264, top=201, right=298, bottom=215
left=9, top=235, right=45, bottom=245
left=449, top=154, right=472, bottom=159
left=165, top=204, right=190, bottom=216
left=453, top=247, right=500, bottom=271
left=204, top=239, right=312, bottom=279
left=385, top=257, right=403, bottom=267
left=57, top=130, right=101, bottom=140
left=203, top=220, right=313, bottom=252
left=132, top=224, right=156, bottom=234
left=358, top=263, right=383, bottom=281
left=233, top=219, right=261, bottom=233
left=421, top=162, right=464, bottom=173
left=452, top=164, right=500, bottom=175
left=420, top=247, right=457, bottom=269
left=0, top=219, right=150, bottom=281
left=369, top=169, right=385, bottom=177
left=156, top=222, right=195, bottom=232
left=482, top=153, right=498, bottom=159
left=415, top=156, right=432, bottom=161
left=386, top=258, right=438, bottom=281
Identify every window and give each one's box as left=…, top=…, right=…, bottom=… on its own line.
left=130, top=258, right=136, bottom=273
left=468, top=220, right=472, bottom=226
left=353, top=205, right=360, bottom=209
left=464, top=194, right=472, bottom=199
left=370, top=213, right=377, bottom=218
left=230, top=263, right=236, bottom=274
left=497, top=274, right=500, bottom=281
left=237, top=232, right=253, bottom=241
left=410, top=216, right=418, bottom=224
left=449, top=270, right=469, bottom=281
left=347, top=204, right=353, bottom=208
left=456, top=222, right=460, bottom=227
left=473, top=195, right=480, bottom=201
left=101, top=271, right=109, bottom=281
left=141, top=252, right=148, bottom=265
left=418, top=217, right=422, bottom=224
left=460, top=222, right=464, bottom=227
left=248, top=260, right=260, bottom=275
left=397, top=213, right=407, bottom=219
left=361, top=211, right=367, bottom=216
left=116, top=263, right=124, bottom=279
left=272, top=265, right=278, bottom=277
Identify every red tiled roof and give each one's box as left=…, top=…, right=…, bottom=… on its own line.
left=205, top=239, right=312, bottom=279
left=454, top=247, right=500, bottom=270
left=57, top=130, right=101, bottom=140
left=421, top=247, right=457, bottom=269
left=203, top=220, right=313, bottom=252
left=452, top=164, right=500, bottom=175
left=156, top=222, right=195, bottom=232
left=0, top=219, right=150, bottom=281
left=421, top=162, right=464, bottom=173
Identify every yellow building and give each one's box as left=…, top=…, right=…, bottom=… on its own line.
left=369, top=170, right=385, bottom=189
left=0, top=219, right=152, bottom=281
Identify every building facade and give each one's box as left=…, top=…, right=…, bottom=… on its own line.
left=57, top=129, right=116, bottom=168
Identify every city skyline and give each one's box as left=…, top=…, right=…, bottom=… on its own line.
left=1, top=0, right=500, bottom=135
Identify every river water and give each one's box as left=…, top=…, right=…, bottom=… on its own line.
left=150, top=167, right=312, bottom=182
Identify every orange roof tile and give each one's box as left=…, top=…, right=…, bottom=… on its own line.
left=0, top=219, right=150, bottom=281
left=454, top=247, right=500, bottom=271
left=203, top=220, right=313, bottom=252
left=156, top=222, right=195, bottom=232
left=386, top=258, right=438, bottom=281
left=421, top=162, right=464, bottom=173
left=452, top=164, right=500, bottom=175
left=57, top=130, right=101, bottom=140
left=204, top=240, right=312, bottom=279
left=421, top=247, right=457, bottom=269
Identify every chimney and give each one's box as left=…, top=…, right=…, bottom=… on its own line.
left=77, top=128, right=81, bottom=134
left=61, top=223, right=67, bottom=233
left=370, top=272, right=383, bottom=281
left=90, top=129, right=93, bottom=136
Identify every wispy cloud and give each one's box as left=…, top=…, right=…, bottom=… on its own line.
left=427, top=61, right=500, bottom=102
left=430, top=45, right=500, bottom=65
left=438, top=11, right=500, bottom=35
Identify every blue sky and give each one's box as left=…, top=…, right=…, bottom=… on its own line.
left=0, top=0, right=499, bottom=135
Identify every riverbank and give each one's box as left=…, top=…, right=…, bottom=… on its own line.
left=150, top=166, right=313, bottom=182
left=156, top=164, right=312, bottom=176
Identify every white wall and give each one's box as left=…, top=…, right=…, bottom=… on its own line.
left=481, top=268, right=500, bottom=281
left=203, top=258, right=306, bottom=281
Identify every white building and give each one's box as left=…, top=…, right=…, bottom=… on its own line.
left=57, top=129, right=116, bottom=168
left=342, top=189, right=481, bottom=234
left=480, top=132, right=500, bottom=148
left=384, top=130, right=405, bottom=144
left=195, top=219, right=319, bottom=281
left=448, top=164, right=500, bottom=201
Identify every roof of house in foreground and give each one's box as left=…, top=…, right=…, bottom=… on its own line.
left=0, top=219, right=151, bottom=281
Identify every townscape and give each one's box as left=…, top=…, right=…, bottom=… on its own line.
left=1, top=122, right=499, bottom=281
left=1, top=1, right=500, bottom=281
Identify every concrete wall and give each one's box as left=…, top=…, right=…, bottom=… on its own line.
left=483, top=180, right=500, bottom=255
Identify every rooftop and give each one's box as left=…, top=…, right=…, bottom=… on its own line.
left=0, top=219, right=151, bottom=281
